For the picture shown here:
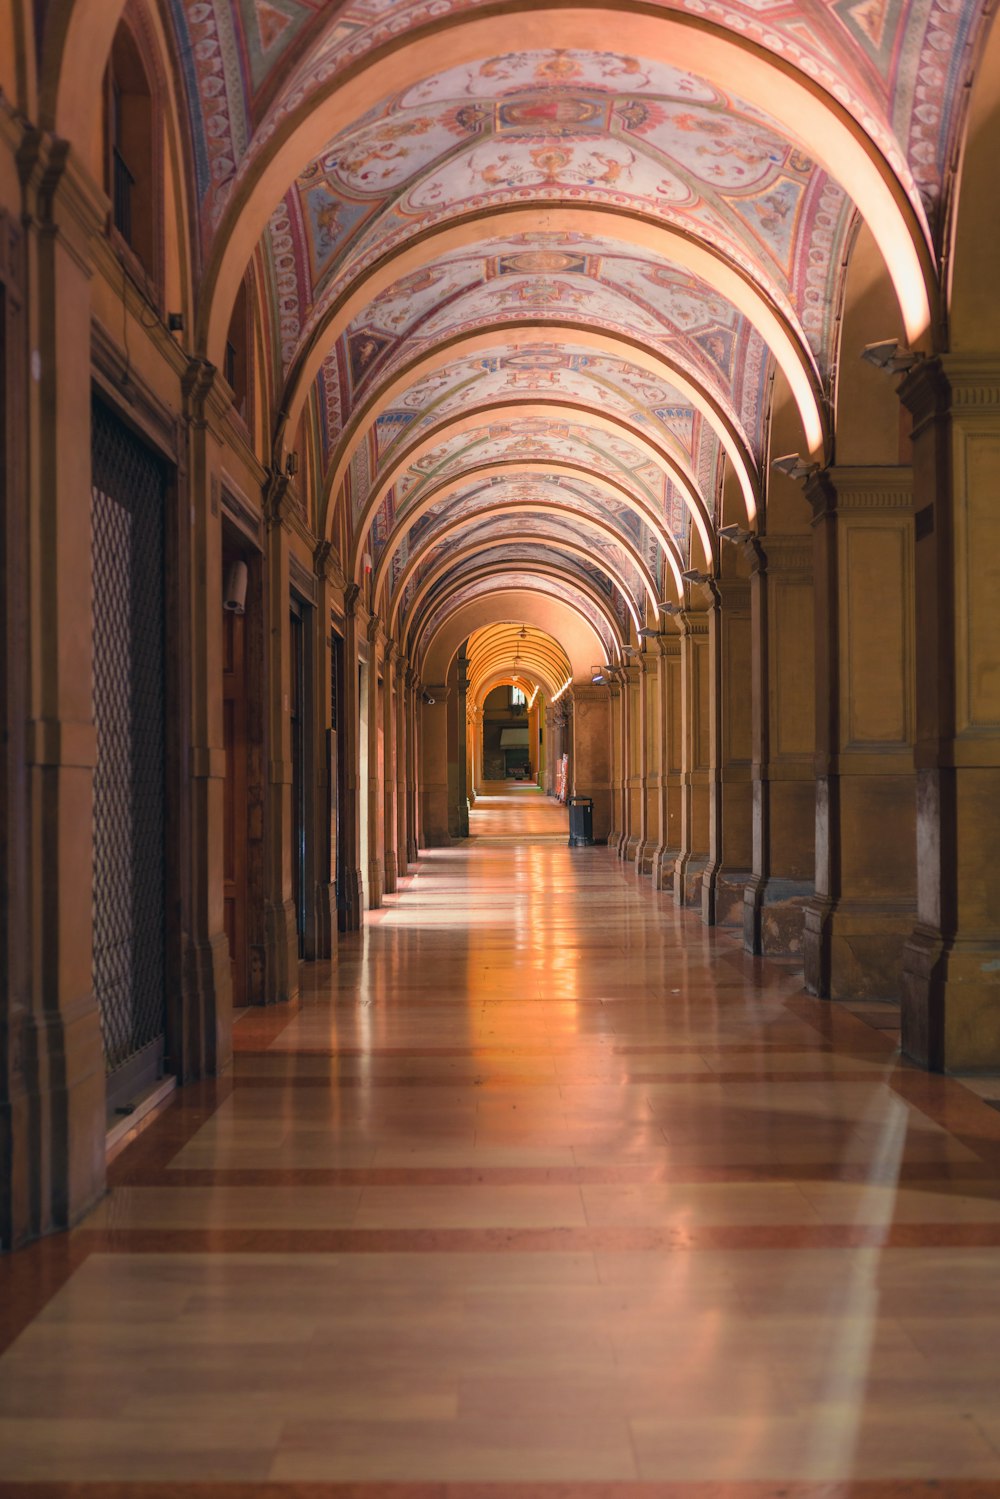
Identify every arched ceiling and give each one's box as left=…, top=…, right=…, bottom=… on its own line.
left=466, top=623, right=573, bottom=705
left=149, top=0, right=990, bottom=681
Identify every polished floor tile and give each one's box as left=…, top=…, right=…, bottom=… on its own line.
left=3, top=787, right=1000, bottom=1494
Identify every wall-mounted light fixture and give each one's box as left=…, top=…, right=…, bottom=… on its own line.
left=771, top=453, right=819, bottom=481
left=551, top=673, right=574, bottom=703
left=657, top=602, right=682, bottom=616
left=637, top=626, right=660, bottom=639
left=861, top=340, right=923, bottom=374
left=719, top=524, right=752, bottom=544
left=682, top=569, right=713, bottom=586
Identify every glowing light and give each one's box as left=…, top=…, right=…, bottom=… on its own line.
left=551, top=674, right=574, bottom=704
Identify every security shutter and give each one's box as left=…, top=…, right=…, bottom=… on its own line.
left=90, top=397, right=168, bottom=1110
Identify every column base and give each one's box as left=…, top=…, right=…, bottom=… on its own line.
left=407, top=837, right=418, bottom=864
left=902, top=924, right=1000, bottom=1071
left=311, top=881, right=337, bottom=961
left=743, top=877, right=812, bottom=956
left=383, top=850, right=397, bottom=896
left=16, top=998, right=106, bottom=1245
left=264, top=899, right=300, bottom=1005
left=339, top=867, right=365, bottom=932
left=367, top=856, right=384, bottom=910
left=182, top=929, right=233, bottom=1072
left=624, top=835, right=641, bottom=863
left=633, top=839, right=655, bottom=877
left=703, top=868, right=752, bottom=928
left=804, top=896, right=914, bottom=1002
left=651, top=845, right=678, bottom=891
left=674, top=854, right=708, bottom=909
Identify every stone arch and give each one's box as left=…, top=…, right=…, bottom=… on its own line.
left=350, top=399, right=715, bottom=582
left=274, top=205, right=828, bottom=465
left=320, top=321, right=760, bottom=533
left=364, top=459, right=688, bottom=606
left=380, top=503, right=661, bottom=632
left=199, top=7, right=936, bottom=374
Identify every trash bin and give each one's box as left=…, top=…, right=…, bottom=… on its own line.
left=568, top=795, right=594, bottom=848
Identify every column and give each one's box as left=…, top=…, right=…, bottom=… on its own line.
left=455, top=645, right=469, bottom=838
left=468, top=705, right=484, bottom=804
left=702, top=574, right=754, bottom=926
left=339, top=586, right=365, bottom=929
left=674, top=605, right=711, bottom=908
left=311, top=544, right=343, bottom=957
left=366, top=615, right=383, bottom=910
left=406, top=668, right=419, bottom=862
left=608, top=671, right=629, bottom=854
left=650, top=627, right=682, bottom=890
left=420, top=686, right=451, bottom=846
left=395, top=653, right=409, bottom=878
left=803, top=467, right=916, bottom=1001
left=262, top=475, right=299, bottom=1002
left=571, top=686, right=613, bottom=840
left=382, top=641, right=398, bottom=895
left=625, top=662, right=649, bottom=866
left=13, top=134, right=106, bottom=1241
left=743, top=536, right=816, bottom=954
left=898, top=359, right=1000, bottom=1068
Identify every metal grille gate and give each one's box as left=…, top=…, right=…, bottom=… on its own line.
left=90, top=397, right=167, bottom=1107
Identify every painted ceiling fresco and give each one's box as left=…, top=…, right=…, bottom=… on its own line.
left=417, top=570, right=618, bottom=663
left=170, top=2, right=984, bottom=245
left=412, top=540, right=638, bottom=637
left=398, top=511, right=649, bottom=624
left=149, top=0, right=992, bottom=660
left=363, top=417, right=693, bottom=560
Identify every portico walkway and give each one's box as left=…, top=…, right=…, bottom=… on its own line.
left=3, top=792, right=1000, bottom=1489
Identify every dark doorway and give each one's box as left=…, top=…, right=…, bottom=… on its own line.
left=222, top=579, right=249, bottom=1007
left=90, top=395, right=168, bottom=1112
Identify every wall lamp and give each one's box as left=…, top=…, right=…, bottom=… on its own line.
left=771, top=453, right=819, bottom=481
left=657, top=601, right=682, bottom=616
left=682, top=569, right=713, bottom=586
left=861, top=340, right=924, bottom=374
left=637, top=626, right=660, bottom=639
left=719, top=524, right=752, bottom=544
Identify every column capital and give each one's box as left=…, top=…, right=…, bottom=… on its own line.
left=313, top=540, right=347, bottom=590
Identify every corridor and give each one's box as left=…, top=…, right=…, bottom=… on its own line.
left=3, top=793, right=1000, bottom=1489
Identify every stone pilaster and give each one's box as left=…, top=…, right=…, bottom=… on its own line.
left=898, top=359, right=1000, bottom=1069
left=675, top=605, right=711, bottom=908
left=743, top=535, right=816, bottom=954
left=803, top=467, right=916, bottom=1001
left=311, top=543, right=344, bottom=958
left=420, top=684, right=451, bottom=847
left=569, top=685, right=612, bottom=842
left=261, top=472, right=300, bottom=1003
left=406, top=667, right=419, bottom=862
left=650, top=628, right=682, bottom=891
left=703, top=574, right=753, bottom=927
left=365, top=613, right=383, bottom=910
left=382, top=641, right=398, bottom=895
left=10, top=133, right=106, bottom=1243
left=394, top=653, right=409, bottom=876
left=339, top=585, right=365, bottom=929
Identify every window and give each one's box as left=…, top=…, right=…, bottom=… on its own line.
left=104, top=20, right=158, bottom=287
left=511, top=687, right=526, bottom=709
left=225, top=278, right=251, bottom=428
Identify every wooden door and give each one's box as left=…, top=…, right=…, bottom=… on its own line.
left=223, top=603, right=249, bottom=1006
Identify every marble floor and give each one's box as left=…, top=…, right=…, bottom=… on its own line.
left=4, top=788, right=1000, bottom=1497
